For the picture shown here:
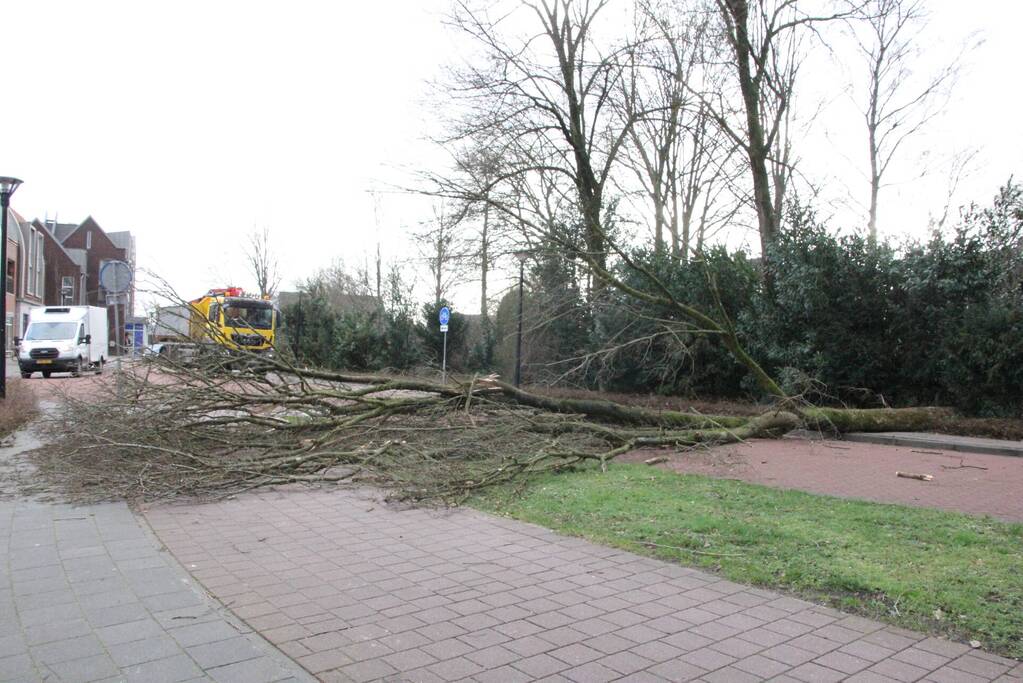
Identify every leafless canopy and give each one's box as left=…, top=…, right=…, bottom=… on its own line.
left=245, top=225, right=281, bottom=298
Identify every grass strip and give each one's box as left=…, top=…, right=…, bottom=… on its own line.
left=472, top=464, right=1023, bottom=659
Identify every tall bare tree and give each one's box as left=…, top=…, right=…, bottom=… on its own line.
left=414, top=202, right=473, bottom=304
left=709, top=0, right=849, bottom=275
left=245, top=225, right=280, bottom=298
left=852, top=0, right=959, bottom=245
left=621, top=1, right=743, bottom=260
left=439, top=0, right=644, bottom=294
left=449, top=142, right=511, bottom=318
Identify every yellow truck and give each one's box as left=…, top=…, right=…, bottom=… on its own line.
left=187, top=287, right=279, bottom=353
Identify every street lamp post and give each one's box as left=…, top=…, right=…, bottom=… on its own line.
left=0, top=177, right=23, bottom=400
left=513, top=250, right=529, bottom=388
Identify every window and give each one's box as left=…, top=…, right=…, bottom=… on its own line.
left=223, top=304, right=274, bottom=330
left=86, top=231, right=92, bottom=250
left=5, top=259, right=13, bottom=294
left=26, top=234, right=34, bottom=296
left=35, top=232, right=43, bottom=297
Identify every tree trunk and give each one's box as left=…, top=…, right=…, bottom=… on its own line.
left=480, top=201, right=489, bottom=318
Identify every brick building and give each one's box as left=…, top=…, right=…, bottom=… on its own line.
left=45, top=216, right=135, bottom=352
left=2, top=208, right=20, bottom=351
left=13, top=213, right=45, bottom=343
left=33, top=218, right=86, bottom=307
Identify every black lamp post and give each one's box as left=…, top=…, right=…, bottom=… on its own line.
left=0, top=177, right=23, bottom=399
left=513, top=249, right=529, bottom=388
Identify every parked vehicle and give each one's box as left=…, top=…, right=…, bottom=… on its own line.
left=153, top=304, right=191, bottom=343
left=15, top=306, right=108, bottom=378
left=187, top=287, right=279, bottom=354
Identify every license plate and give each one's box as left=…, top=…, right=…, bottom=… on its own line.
left=37, top=359, right=52, bottom=365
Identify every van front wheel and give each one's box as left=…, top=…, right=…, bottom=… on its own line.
left=72, top=357, right=83, bottom=377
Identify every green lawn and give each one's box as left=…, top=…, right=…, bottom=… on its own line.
left=472, top=464, right=1023, bottom=659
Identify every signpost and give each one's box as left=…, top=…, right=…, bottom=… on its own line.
left=99, top=260, right=132, bottom=371
left=439, top=306, right=450, bottom=383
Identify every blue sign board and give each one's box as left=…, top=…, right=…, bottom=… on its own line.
left=439, top=306, right=450, bottom=326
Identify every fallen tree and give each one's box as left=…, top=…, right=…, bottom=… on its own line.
left=25, top=349, right=952, bottom=505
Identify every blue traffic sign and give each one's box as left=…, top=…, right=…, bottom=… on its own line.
left=439, top=306, right=450, bottom=326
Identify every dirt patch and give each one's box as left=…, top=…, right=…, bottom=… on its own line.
left=0, top=379, right=38, bottom=440
left=623, top=437, right=1023, bottom=522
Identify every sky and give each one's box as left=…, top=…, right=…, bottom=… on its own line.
left=3, top=0, right=1021, bottom=313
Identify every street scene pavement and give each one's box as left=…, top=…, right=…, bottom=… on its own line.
left=145, top=487, right=1023, bottom=683
left=0, top=416, right=313, bottom=683
left=1, top=380, right=1021, bottom=682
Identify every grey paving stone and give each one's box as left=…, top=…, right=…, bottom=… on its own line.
left=733, top=653, right=792, bottom=678
left=84, top=601, right=152, bottom=628
left=97, top=617, right=166, bottom=646
left=598, top=650, right=656, bottom=675
left=0, top=652, right=37, bottom=681
left=43, top=653, right=121, bottom=683
left=107, top=634, right=185, bottom=668
left=0, top=633, right=27, bottom=659
left=120, top=653, right=204, bottom=682
left=207, top=655, right=291, bottom=683
left=169, top=620, right=244, bottom=648
left=703, top=665, right=764, bottom=683
left=646, top=657, right=708, bottom=681
left=23, top=616, right=93, bottom=645
left=30, top=633, right=106, bottom=665
left=788, top=661, right=848, bottom=682
left=187, top=635, right=264, bottom=669
left=513, top=652, right=571, bottom=678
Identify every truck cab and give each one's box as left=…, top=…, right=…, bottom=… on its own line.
left=188, top=287, right=279, bottom=353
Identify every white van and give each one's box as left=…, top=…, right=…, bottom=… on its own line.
left=16, top=306, right=109, bottom=378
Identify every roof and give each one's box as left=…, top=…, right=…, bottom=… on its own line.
left=31, top=219, right=84, bottom=272
left=50, top=222, right=78, bottom=242
left=107, top=231, right=133, bottom=250
left=66, top=248, right=87, bottom=270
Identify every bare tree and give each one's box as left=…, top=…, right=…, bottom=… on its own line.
left=852, top=0, right=960, bottom=245
left=439, top=0, right=644, bottom=294
left=711, top=0, right=849, bottom=273
left=245, top=225, right=280, bottom=298
left=621, top=1, right=743, bottom=260
left=414, top=202, right=473, bottom=304
left=449, top=142, right=511, bottom=318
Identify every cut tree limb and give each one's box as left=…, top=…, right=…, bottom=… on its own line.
left=896, top=471, right=934, bottom=481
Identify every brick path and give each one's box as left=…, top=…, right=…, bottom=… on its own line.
left=144, top=488, right=1023, bottom=682
left=624, top=439, right=1023, bottom=522
left=0, top=425, right=313, bottom=683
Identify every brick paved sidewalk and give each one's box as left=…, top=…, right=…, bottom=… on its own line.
left=145, top=488, right=1023, bottom=683
left=0, top=414, right=313, bottom=683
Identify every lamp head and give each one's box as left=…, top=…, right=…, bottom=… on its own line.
left=0, top=177, right=23, bottom=198
left=513, top=249, right=530, bottom=263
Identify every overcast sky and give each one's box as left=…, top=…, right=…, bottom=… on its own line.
left=3, top=0, right=1021, bottom=312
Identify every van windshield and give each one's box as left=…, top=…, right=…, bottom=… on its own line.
left=25, top=322, right=78, bottom=341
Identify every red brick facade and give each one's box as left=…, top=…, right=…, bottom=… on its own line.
left=57, top=217, right=133, bottom=350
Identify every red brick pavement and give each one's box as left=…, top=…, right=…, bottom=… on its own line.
left=143, top=488, right=1023, bottom=682
left=624, top=438, right=1023, bottom=522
